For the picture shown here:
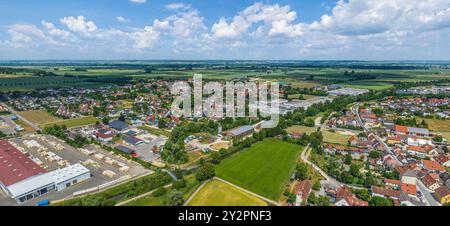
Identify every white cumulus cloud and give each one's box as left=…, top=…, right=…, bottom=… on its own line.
left=129, top=0, right=146, bottom=4
left=116, top=16, right=130, bottom=23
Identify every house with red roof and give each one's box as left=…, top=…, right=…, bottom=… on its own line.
left=294, top=180, right=311, bottom=206
left=401, top=183, right=417, bottom=197
left=435, top=154, right=450, bottom=167
left=395, top=125, right=429, bottom=137
left=421, top=174, right=441, bottom=191
left=335, top=186, right=368, bottom=206
left=421, top=160, right=445, bottom=173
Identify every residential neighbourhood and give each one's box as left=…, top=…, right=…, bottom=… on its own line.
left=0, top=0, right=450, bottom=213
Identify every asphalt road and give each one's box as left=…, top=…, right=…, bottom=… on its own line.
left=352, top=104, right=402, bottom=165
left=1, top=102, right=41, bottom=131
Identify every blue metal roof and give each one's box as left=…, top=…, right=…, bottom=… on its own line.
left=228, top=125, right=254, bottom=136
left=108, top=120, right=128, bottom=130
left=123, top=135, right=144, bottom=146
left=116, top=145, right=136, bottom=154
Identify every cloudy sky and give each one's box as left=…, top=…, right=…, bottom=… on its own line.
left=0, top=0, right=449, bottom=60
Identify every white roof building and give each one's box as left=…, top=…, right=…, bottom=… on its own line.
left=6, top=163, right=90, bottom=203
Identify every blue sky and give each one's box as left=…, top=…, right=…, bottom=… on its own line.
left=0, top=0, right=449, bottom=60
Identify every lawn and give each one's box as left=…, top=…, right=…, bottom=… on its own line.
left=322, top=130, right=353, bottom=145
left=125, top=174, right=201, bottom=206
left=15, top=119, right=35, bottom=132
left=416, top=118, right=450, bottom=132
left=54, top=173, right=172, bottom=206
left=41, top=116, right=100, bottom=128
left=287, top=94, right=319, bottom=100
left=286, top=125, right=351, bottom=145
left=139, top=125, right=171, bottom=137
left=286, top=125, right=317, bottom=134
left=188, top=179, right=268, bottom=206
left=17, top=110, right=60, bottom=125
left=216, top=138, right=302, bottom=200
left=436, top=131, right=450, bottom=141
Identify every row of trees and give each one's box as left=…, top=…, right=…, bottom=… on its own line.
left=42, top=124, right=89, bottom=148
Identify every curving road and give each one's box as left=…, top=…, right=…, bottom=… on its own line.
left=300, top=144, right=362, bottom=190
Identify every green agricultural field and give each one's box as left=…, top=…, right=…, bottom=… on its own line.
left=188, top=179, right=268, bottom=206
left=216, top=138, right=302, bottom=200
left=344, top=81, right=394, bottom=90
left=41, top=116, right=100, bottom=129
left=0, top=76, right=102, bottom=91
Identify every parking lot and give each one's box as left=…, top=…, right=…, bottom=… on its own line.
left=1, top=134, right=150, bottom=206
left=0, top=115, right=17, bottom=134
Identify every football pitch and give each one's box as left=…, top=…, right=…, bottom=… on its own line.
left=216, top=138, right=302, bottom=200
left=188, top=179, right=267, bottom=206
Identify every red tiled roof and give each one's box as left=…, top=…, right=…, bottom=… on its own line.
left=295, top=180, right=311, bottom=202
left=401, top=183, right=417, bottom=196
left=95, top=132, right=114, bottom=139
left=436, top=155, right=449, bottom=164
left=0, top=140, right=46, bottom=186
left=387, top=136, right=401, bottom=141
left=395, top=125, right=408, bottom=133
left=422, top=160, right=445, bottom=172
left=384, top=178, right=401, bottom=185
left=435, top=186, right=450, bottom=201
left=407, top=145, right=426, bottom=153
left=372, top=186, right=401, bottom=198
left=421, top=174, right=439, bottom=188
left=336, top=186, right=368, bottom=206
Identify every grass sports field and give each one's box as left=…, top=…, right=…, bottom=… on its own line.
left=17, top=110, right=60, bottom=125
left=188, top=179, right=267, bottom=206
left=216, top=138, right=302, bottom=200
left=41, top=116, right=100, bottom=128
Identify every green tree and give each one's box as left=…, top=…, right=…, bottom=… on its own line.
left=167, top=189, right=184, bottom=206
left=352, top=189, right=371, bottom=202
left=350, top=164, right=361, bottom=178
left=102, top=117, right=110, bottom=125
left=296, top=163, right=310, bottom=180
left=307, top=192, right=317, bottom=205
left=344, top=153, right=352, bottom=165
left=152, top=187, right=167, bottom=197
left=369, top=196, right=392, bottom=206
left=312, top=181, right=321, bottom=191
left=172, top=178, right=187, bottom=190
left=369, top=151, right=381, bottom=159
left=210, top=151, right=222, bottom=164
left=316, top=195, right=330, bottom=206
left=196, top=163, right=215, bottom=181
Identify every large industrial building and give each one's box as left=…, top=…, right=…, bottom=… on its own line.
left=0, top=140, right=91, bottom=204
left=327, top=88, right=370, bottom=96
left=224, top=125, right=255, bottom=138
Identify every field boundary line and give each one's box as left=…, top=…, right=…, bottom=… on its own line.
left=213, top=177, right=280, bottom=206
left=183, top=179, right=210, bottom=206
left=115, top=183, right=172, bottom=206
